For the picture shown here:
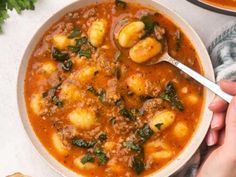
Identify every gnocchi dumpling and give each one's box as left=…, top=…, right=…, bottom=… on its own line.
left=145, top=140, right=170, bottom=153
left=76, top=66, right=98, bottom=84
left=88, top=19, right=108, bottom=47
left=52, top=132, right=68, bottom=155
left=149, top=110, right=175, bottom=132
left=68, top=108, right=96, bottom=130
left=59, top=83, right=80, bottom=101
left=52, top=34, right=75, bottom=50
left=151, top=150, right=173, bottom=160
left=145, top=140, right=173, bottom=161
left=187, top=94, right=199, bottom=104
left=107, top=158, right=125, bottom=174
left=118, top=21, right=145, bottom=48
left=173, top=122, right=189, bottom=138
left=129, top=37, right=162, bottom=63
left=74, top=156, right=96, bottom=170
left=40, top=62, right=57, bottom=75
left=127, top=74, right=146, bottom=95
left=30, top=93, right=44, bottom=115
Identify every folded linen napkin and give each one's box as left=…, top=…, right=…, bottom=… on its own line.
left=172, top=22, right=236, bottom=177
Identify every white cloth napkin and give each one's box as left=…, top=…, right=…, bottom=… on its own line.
left=172, top=21, right=236, bottom=177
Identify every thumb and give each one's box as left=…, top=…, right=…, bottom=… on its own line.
left=224, top=96, right=236, bottom=149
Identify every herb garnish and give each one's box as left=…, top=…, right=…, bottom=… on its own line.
left=115, top=66, right=121, bottom=80
left=155, top=123, right=163, bottom=130
left=159, top=81, right=184, bottom=111
left=52, top=48, right=69, bottom=61
left=137, top=123, right=153, bottom=142
left=81, top=153, right=95, bottom=164
left=78, top=49, right=92, bottom=58
left=141, top=15, right=158, bottom=37
left=62, top=59, right=73, bottom=71
left=114, top=50, right=122, bottom=63
left=132, top=157, right=145, bottom=175
left=95, top=148, right=109, bottom=165
left=0, top=0, right=37, bottom=33
left=119, top=108, right=135, bottom=121
left=68, top=27, right=80, bottom=39
left=124, top=141, right=143, bottom=153
left=139, top=95, right=155, bottom=102
left=98, top=132, right=107, bottom=142
left=72, top=138, right=96, bottom=149
left=115, top=0, right=127, bottom=9
left=87, top=86, right=106, bottom=103
left=52, top=96, right=63, bottom=108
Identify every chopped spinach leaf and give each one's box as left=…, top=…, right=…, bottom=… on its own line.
left=159, top=81, right=184, bottom=111
left=87, top=85, right=99, bottom=95
left=76, top=37, right=88, bottom=47
left=155, top=123, right=163, bottom=130
left=132, top=157, right=145, bottom=175
left=140, top=95, right=155, bottom=102
left=119, top=108, right=135, bottom=121
left=87, top=86, right=106, bottom=103
left=43, top=83, right=61, bottom=99
left=95, top=148, right=108, bottom=165
left=115, top=96, right=124, bottom=107
left=81, top=153, right=95, bottom=164
left=52, top=96, right=63, bottom=108
left=98, top=90, right=106, bottom=103
left=62, top=60, right=73, bottom=71
left=114, top=50, right=122, bottom=62
left=137, top=123, right=153, bottom=142
left=79, top=49, right=92, bottom=58
left=127, top=91, right=134, bottom=96
left=67, top=45, right=80, bottom=53
left=115, top=66, right=121, bottom=80
left=130, top=108, right=140, bottom=117
left=115, top=0, right=127, bottom=9
left=124, top=141, right=143, bottom=153
left=72, top=138, right=96, bottom=148
left=52, top=48, right=69, bottom=61
left=98, top=133, right=107, bottom=142
left=68, top=27, right=80, bottom=39
left=141, top=15, right=158, bottom=37
left=42, top=91, right=48, bottom=98
left=68, top=37, right=88, bottom=53
left=0, top=0, right=37, bottom=33
left=110, top=117, right=117, bottom=125
left=175, top=30, right=181, bottom=51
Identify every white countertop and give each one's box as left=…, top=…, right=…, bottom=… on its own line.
left=0, top=0, right=235, bottom=176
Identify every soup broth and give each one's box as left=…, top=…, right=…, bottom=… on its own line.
left=24, top=1, right=204, bottom=176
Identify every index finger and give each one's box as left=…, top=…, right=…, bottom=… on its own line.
left=220, top=80, right=236, bottom=95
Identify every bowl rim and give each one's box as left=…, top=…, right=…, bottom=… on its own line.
left=187, top=0, right=236, bottom=16
left=17, top=0, right=215, bottom=177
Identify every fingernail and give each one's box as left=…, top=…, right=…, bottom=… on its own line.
left=207, top=132, right=215, bottom=146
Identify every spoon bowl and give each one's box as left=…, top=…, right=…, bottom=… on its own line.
left=147, top=50, right=233, bottom=103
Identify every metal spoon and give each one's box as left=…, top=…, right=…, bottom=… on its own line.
left=147, top=49, right=233, bottom=103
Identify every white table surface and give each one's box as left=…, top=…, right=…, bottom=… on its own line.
left=0, top=0, right=235, bottom=176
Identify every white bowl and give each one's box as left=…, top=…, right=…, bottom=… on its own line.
left=17, top=0, right=215, bottom=176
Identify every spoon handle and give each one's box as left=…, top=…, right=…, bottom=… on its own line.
left=166, top=56, right=233, bottom=103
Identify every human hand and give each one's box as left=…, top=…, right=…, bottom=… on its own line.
left=197, top=80, right=236, bottom=177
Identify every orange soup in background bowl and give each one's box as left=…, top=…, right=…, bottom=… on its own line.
left=202, top=0, right=236, bottom=10
left=188, top=0, right=236, bottom=16
left=17, top=0, right=215, bottom=177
